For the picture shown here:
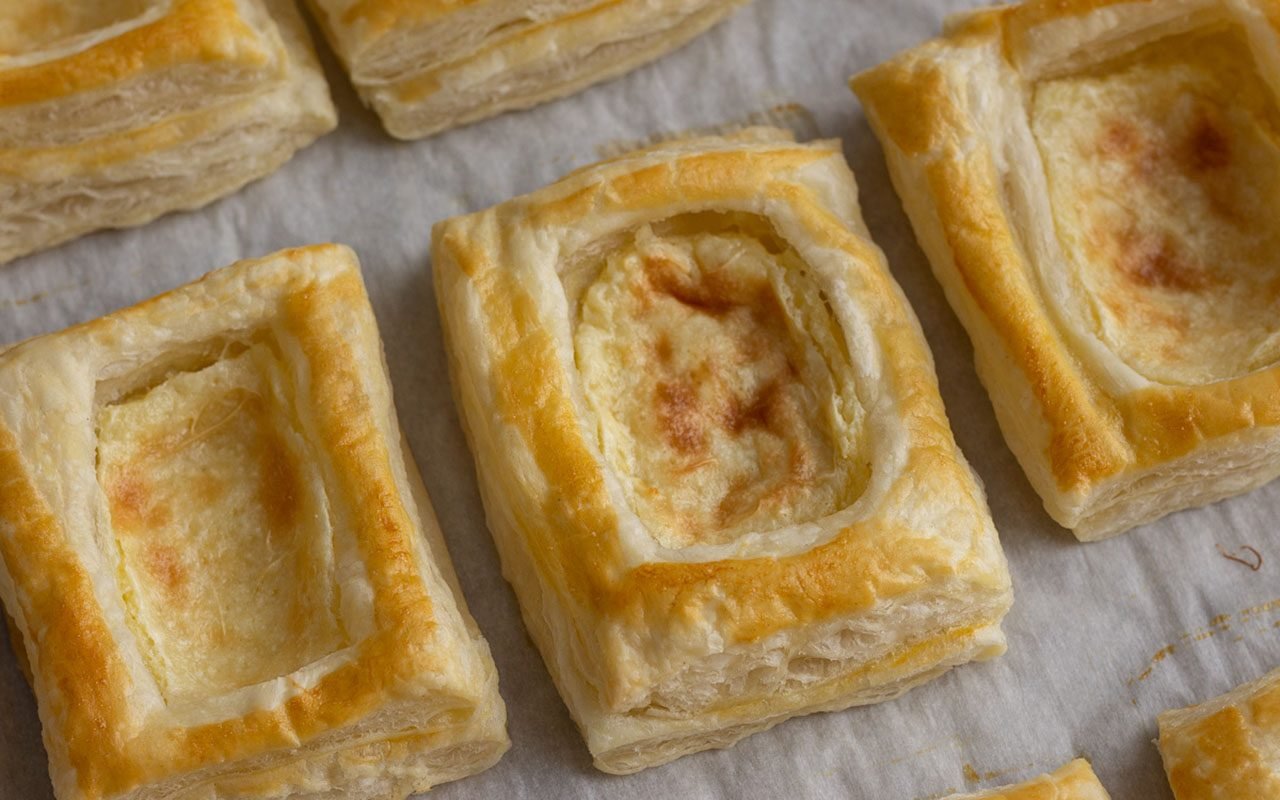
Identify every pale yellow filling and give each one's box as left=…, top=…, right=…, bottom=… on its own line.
left=574, top=216, right=867, bottom=550
left=97, top=344, right=346, bottom=703
left=1033, top=28, right=1280, bottom=385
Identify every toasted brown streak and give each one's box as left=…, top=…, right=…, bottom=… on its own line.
left=643, top=252, right=765, bottom=315
left=1114, top=229, right=1213, bottom=293
left=143, top=544, right=186, bottom=598
left=258, top=429, right=301, bottom=532
left=1188, top=110, right=1233, bottom=173
left=655, top=379, right=705, bottom=455
left=642, top=252, right=804, bottom=463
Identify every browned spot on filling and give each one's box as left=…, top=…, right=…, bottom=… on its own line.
left=653, top=334, right=673, bottom=364
left=144, top=544, right=186, bottom=599
left=106, top=469, right=171, bottom=532
left=656, top=379, right=706, bottom=455
left=643, top=254, right=766, bottom=315
left=194, top=474, right=227, bottom=505
left=725, top=381, right=775, bottom=434
left=1099, top=119, right=1143, bottom=160
left=1089, top=105, right=1246, bottom=293
left=257, top=432, right=301, bottom=534
left=1186, top=109, right=1232, bottom=172
left=1117, top=229, right=1216, bottom=292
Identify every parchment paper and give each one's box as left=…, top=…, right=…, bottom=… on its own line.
left=1, top=2, right=1277, bottom=797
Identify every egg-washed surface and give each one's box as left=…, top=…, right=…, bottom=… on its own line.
left=574, top=213, right=867, bottom=550
left=0, top=0, right=157, bottom=56
left=1032, top=26, right=1280, bottom=386
left=1162, top=676, right=1280, bottom=799
left=943, top=758, right=1110, bottom=799
left=97, top=343, right=348, bottom=705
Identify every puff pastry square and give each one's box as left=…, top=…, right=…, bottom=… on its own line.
left=1158, top=667, right=1280, bottom=799
left=433, top=130, right=1013, bottom=773
left=305, top=0, right=747, bottom=139
left=0, top=0, right=336, bottom=265
left=0, top=245, right=508, bottom=799
left=941, top=759, right=1111, bottom=800
left=852, top=0, right=1280, bottom=540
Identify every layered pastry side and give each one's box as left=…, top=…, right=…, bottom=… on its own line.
left=305, top=0, right=748, bottom=139
left=1157, top=667, right=1280, bottom=800
left=940, top=759, right=1112, bottom=800
left=433, top=130, right=1012, bottom=773
left=853, top=0, right=1280, bottom=540
left=0, top=245, right=507, bottom=800
left=0, top=0, right=336, bottom=265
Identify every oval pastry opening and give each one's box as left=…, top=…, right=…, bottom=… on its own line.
left=572, top=212, right=868, bottom=550
left=1032, top=26, right=1280, bottom=386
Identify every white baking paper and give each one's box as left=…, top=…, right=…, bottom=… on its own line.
left=1, top=2, right=1277, bottom=798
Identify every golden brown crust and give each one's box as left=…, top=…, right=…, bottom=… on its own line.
left=434, top=132, right=1011, bottom=771
left=0, top=245, right=507, bottom=799
left=852, top=0, right=1280, bottom=539
left=1158, top=667, right=1280, bottom=800
left=942, top=758, right=1112, bottom=799
left=0, top=0, right=274, bottom=109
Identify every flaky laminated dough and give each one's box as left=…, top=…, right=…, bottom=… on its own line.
left=0, top=245, right=508, bottom=799
left=852, top=0, right=1280, bottom=540
left=0, top=0, right=336, bottom=265
left=433, top=129, right=1013, bottom=774
left=1158, top=666, right=1280, bottom=799
left=939, top=759, right=1112, bottom=799
left=305, top=0, right=747, bottom=139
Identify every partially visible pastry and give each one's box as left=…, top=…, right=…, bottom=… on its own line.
left=852, top=0, right=1280, bottom=540
left=434, top=129, right=1013, bottom=773
left=0, top=245, right=507, bottom=799
left=305, top=0, right=747, bottom=139
left=1158, top=667, right=1280, bottom=800
left=941, top=759, right=1111, bottom=799
left=0, top=0, right=336, bottom=265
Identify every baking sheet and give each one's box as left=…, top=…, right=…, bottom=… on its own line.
left=1, top=2, right=1277, bottom=797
